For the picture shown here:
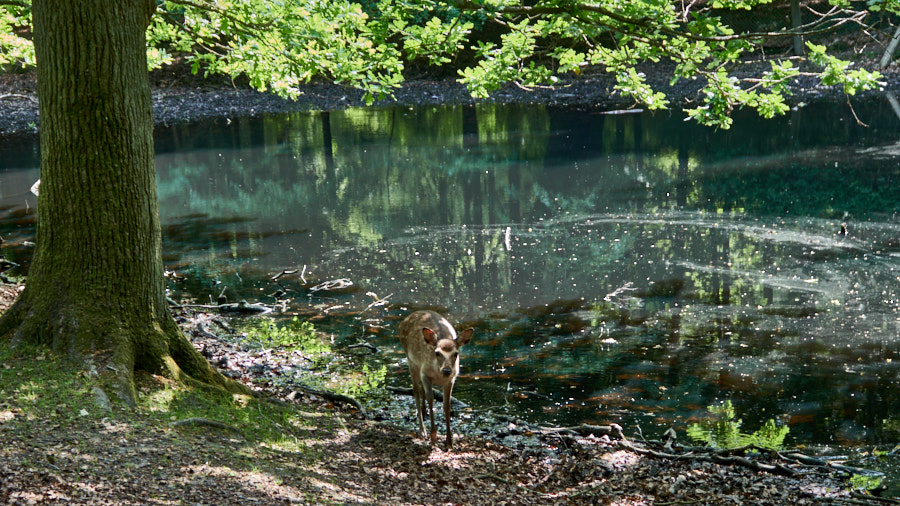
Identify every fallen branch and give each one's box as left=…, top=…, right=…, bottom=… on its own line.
left=780, top=452, right=884, bottom=477
left=294, top=384, right=368, bottom=419
left=540, top=423, right=626, bottom=441
left=271, top=269, right=298, bottom=281
left=363, top=291, right=393, bottom=312
left=620, top=440, right=798, bottom=477
left=178, top=300, right=272, bottom=314
left=347, top=341, right=379, bottom=353
left=309, top=278, right=354, bottom=293
left=0, top=93, right=37, bottom=103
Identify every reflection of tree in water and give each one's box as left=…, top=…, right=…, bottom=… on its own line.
left=150, top=103, right=900, bottom=447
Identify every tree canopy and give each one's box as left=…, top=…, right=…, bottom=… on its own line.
left=1, top=0, right=892, bottom=127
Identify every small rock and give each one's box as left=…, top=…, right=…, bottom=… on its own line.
left=92, top=387, right=111, bottom=411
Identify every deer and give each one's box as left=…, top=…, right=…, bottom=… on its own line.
left=398, top=310, right=474, bottom=450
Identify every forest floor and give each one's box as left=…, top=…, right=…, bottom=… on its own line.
left=0, top=283, right=891, bottom=505
left=2, top=48, right=900, bottom=504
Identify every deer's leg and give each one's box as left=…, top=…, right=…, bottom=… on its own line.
left=424, top=377, right=437, bottom=444
left=443, top=383, right=454, bottom=449
left=410, top=368, right=426, bottom=438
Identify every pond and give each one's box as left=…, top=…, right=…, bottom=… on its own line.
left=3, top=98, right=900, bottom=477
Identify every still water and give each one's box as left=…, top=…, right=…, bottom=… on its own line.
left=3, top=100, right=900, bottom=457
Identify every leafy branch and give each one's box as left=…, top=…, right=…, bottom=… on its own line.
left=0, top=0, right=891, bottom=127
left=454, top=0, right=869, bottom=43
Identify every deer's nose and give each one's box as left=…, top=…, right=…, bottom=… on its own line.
left=441, top=367, right=452, bottom=376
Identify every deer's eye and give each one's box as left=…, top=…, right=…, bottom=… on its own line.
left=435, top=351, right=441, bottom=358
left=452, top=353, right=458, bottom=360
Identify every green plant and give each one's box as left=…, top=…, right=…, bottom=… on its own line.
left=336, top=363, right=387, bottom=399
left=686, top=400, right=789, bottom=450
left=849, top=473, right=883, bottom=492
left=238, top=316, right=324, bottom=352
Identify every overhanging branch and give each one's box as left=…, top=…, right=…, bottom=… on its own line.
left=454, top=0, right=869, bottom=44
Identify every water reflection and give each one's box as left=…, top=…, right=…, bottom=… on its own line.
left=3, top=100, right=900, bottom=453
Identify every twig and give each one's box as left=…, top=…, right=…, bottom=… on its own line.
left=604, top=282, right=636, bottom=302
left=598, top=108, right=645, bottom=115
left=309, top=278, right=353, bottom=293
left=170, top=417, right=242, bottom=434
left=271, top=269, right=298, bottom=281
left=847, top=94, right=869, bottom=127
left=347, top=342, right=379, bottom=353
left=540, top=423, right=626, bottom=441
left=0, top=93, right=37, bottom=103
left=360, top=292, right=393, bottom=315
left=475, top=472, right=511, bottom=484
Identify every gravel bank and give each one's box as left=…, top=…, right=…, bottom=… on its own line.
left=2, top=57, right=899, bottom=138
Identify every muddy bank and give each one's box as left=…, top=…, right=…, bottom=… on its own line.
left=3, top=56, right=899, bottom=138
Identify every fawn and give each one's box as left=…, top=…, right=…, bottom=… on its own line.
left=398, top=310, right=474, bottom=449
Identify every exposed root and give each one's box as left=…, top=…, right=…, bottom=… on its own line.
left=0, top=287, right=251, bottom=407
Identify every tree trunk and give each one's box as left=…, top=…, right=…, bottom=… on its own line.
left=791, top=0, right=804, bottom=56
left=0, top=0, right=246, bottom=404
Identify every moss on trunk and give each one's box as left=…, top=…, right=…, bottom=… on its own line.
left=0, top=0, right=248, bottom=404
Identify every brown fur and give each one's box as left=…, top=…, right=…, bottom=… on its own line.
left=398, top=310, right=473, bottom=449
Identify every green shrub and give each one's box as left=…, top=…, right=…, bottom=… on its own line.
left=687, top=400, right=789, bottom=450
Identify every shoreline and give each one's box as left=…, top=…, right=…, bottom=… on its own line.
left=3, top=58, right=900, bottom=138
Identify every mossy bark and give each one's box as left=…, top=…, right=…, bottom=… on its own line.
left=0, top=0, right=246, bottom=404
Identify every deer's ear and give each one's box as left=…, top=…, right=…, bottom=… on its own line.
left=457, top=328, right=474, bottom=347
left=422, top=328, right=438, bottom=346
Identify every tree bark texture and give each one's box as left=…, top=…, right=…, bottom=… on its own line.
left=0, top=0, right=243, bottom=403
left=791, top=0, right=804, bottom=56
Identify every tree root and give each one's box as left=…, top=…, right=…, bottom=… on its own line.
left=619, top=440, right=797, bottom=477
left=779, top=451, right=882, bottom=477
